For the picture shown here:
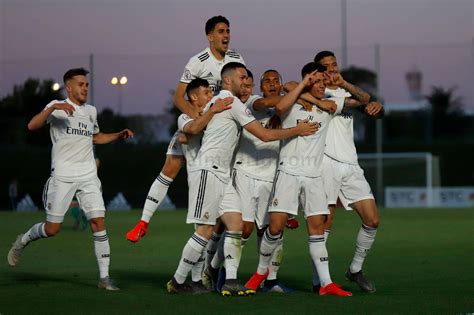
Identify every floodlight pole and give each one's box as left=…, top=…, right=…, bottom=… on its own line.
left=341, top=0, right=348, bottom=68
left=89, top=53, right=95, bottom=105
left=375, top=43, right=384, bottom=206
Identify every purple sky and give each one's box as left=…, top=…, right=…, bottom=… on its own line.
left=1, top=0, right=473, bottom=115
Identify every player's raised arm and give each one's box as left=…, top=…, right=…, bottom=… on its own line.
left=275, top=71, right=318, bottom=116
left=93, top=129, right=134, bottom=145
left=27, top=102, right=75, bottom=131
left=328, top=72, right=371, bottom=104
left=284, top=81, right=337, bottom=113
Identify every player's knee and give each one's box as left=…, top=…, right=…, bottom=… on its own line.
left=89, top=217, right=105, bottom=232
left=44, top=225, right=61, bottom=236
left=364, top=216, right=380, bottom=228
left=268, top=224, right=284, bottom=236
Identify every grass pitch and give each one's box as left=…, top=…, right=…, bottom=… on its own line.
left=0, top=208, right=473, bottom=314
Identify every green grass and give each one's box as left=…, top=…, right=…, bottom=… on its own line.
left=0, top=208, right=473, bottom=314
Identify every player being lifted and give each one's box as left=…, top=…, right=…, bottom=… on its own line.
left=126, top=15, right=244, bottom=242
left=7, top=68, right=134, bottom=291
left=314, top=51, right=383, bottom=293
left=167, top=62, right=318, bottom=296
left=245, top=62, right=353, bottom=297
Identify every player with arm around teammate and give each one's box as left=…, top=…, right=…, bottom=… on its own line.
left=166, top=62, right=317, bottom=296
left=7, top=68, right=133, bottom=291
left=313, top=51, right=383, bottom=293
left=245, top=62, right=353, bottom=297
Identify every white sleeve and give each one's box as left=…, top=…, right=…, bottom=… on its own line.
left=44, top=100, right=60, bottom=124
left=177, top=114, right=194, bottom=132
left=231, top=98, right=256, bottom=127
left=179, top=57, right=203, bottom=84
left=92, top=107, right=100, bottom=134
left=330, top=97, right=345, bottom=115
left=247, top=95, right=263, bottom=112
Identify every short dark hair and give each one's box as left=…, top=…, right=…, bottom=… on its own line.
left=301, top=62, right=327, bottom=78
left=205, top=16, right=230, bottom=35
left=186, top=78, right=210, bottom=99
left=260, top=69, right=283, bottom=85
left=221, top=62, right=246, bottom=79
left=314, top=51, right=335, bottom=64
left=63, top=68, right=89, bottom=83
left=246, top=69, right=254, bottom=80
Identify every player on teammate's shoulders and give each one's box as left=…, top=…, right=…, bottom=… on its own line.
left=245, top=62, right=353, bottom=297
left=174, top=15, right=245, bottom=117
left=167, top=62, right=317, bottom=296
left=126, top=15, right=244, bottom=242
left=312, top=51, right=383, bottom=293
left=7, top=68, right=134, bottom=291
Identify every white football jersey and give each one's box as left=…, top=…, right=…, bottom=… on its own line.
left=46, top=98, right=99, bottom=182
left=187, top=90, right=256, bottom=181
left=324, top=87, right=359, bottom=165
left=177, top=114, right=203, bottom=164
left=179, top=47, right=245, bottom=94
left=278, top=97, right=344, bottom=177
left=233, top=95, right=280, bottom=182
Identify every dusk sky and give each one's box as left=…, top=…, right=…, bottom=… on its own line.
left=1, top=0, right=472, bottom=115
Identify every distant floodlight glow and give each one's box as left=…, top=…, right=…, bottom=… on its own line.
left=52, top=83, right=60, bottom=91
left=111, top=77, right=118, bottom=85
left=120, top=76, right=128, bottom=85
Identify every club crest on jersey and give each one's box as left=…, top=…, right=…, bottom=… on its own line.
left=183, top=69, right=193, bottom=81
left=245, top=108, right=253, bottom=117
left=272, top=198, right=278, bottom=206
left=203, top=212, right=210, bottom=219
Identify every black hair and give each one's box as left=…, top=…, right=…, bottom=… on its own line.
left=260, top=69, right=283, bottom=85
left=301, top=62, right=327, bottom=78
left=314, top=50, right=335, bottom=64
left=246, top=69, right=254, bottom=80
left=186, top=78, right=210, bottom=99
left=221, top=62, right=246, bottom=79
left=63, top=68, right=89, bottom=84
left=205, top=16, right=230, bottom=35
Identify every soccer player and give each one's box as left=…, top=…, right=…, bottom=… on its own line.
left=7, top=68, right=134, bottom=291
left=126, top=15, right=244, bottom=241
left=163, top=78, right=233, bottom=294
left=166, top=62, right=318, bottom=296
left=174, top=15, right=245, bottom=117
left=245, top=62, right=353, bottom=297
left=314, top=51, right=383, bottom=293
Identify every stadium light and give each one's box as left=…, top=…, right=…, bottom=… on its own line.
left=52, top=82, right=61, bottom=91
left=111, top=75, right=128, bottom=113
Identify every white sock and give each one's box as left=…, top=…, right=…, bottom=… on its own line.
left=205, top=232, right=222, bottom=268
left=241, top=237, right=248, bottom=249
left=174, top=233, right=208, bottom=284
left=324, top=229, right=331, bottom=241
left=257, top=229, right=281, bottom=275
left=311, top=229, right=331, bottom=286
left=191, top=251, right=205, bottom=282
left=267, top=237, right=283, bottom=280
left=210, top=236, right=225, bottom=270
left=93, top=230, right=110, bottom=279
left=309, top=235, right=332, bottom=287
left=223, top=231, right=242, bottom=280
left=350, top=224, right=377, bottom=273
left=21, top=222, right=47, bottom=246
left=141, top=172, right=173, bottom=222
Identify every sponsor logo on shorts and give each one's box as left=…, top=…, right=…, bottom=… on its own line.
left=272, top=198, right=278, bottom=206
left=225, top=254, right=233, bottom=260
left=47, top=202, right=52, bottom=210
left=320, top=257, right=328, bottom=262
left=203, top=212, right=210, bottom=219
left=101, top=254, right=110, bottom=258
